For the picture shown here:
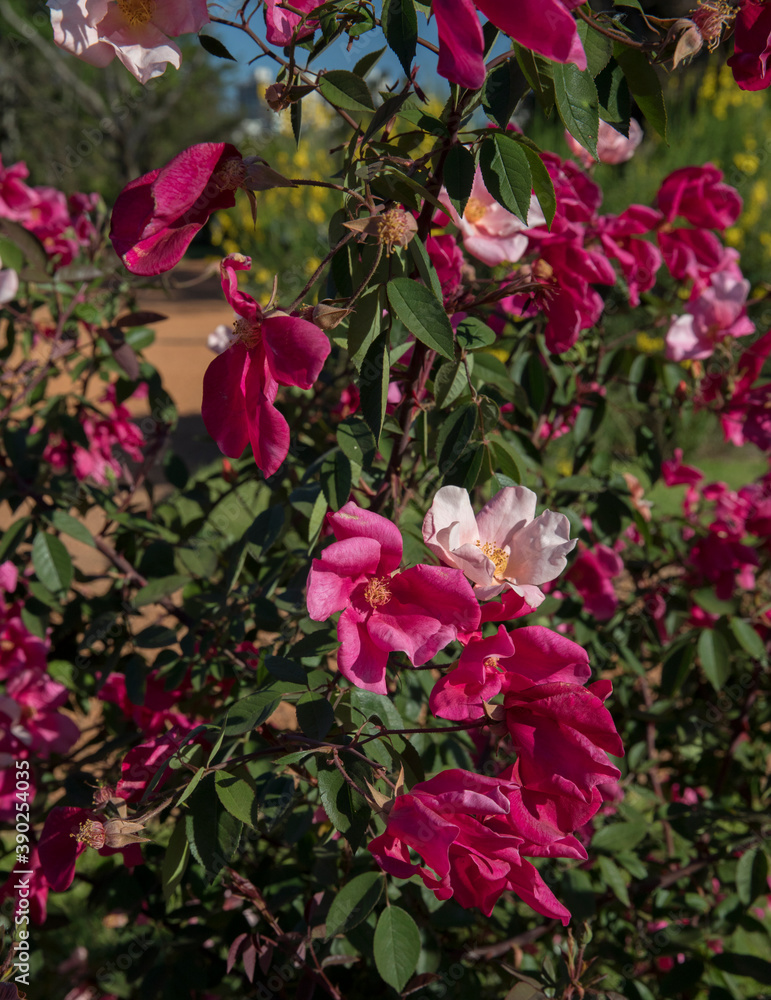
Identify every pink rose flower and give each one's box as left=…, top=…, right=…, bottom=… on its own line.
left=306, top=501, right=480, bottom=694
left=0, top=257, right=19, bottom=304
left=264, top=0, right=319, bottom=45
left=565, top=119, right=644, bottom=167
left=110, top=143, right=245, bottom=275
left=38, top=806, right=144, bottom=892
left=368, top=768, right=573, bottom=922
left=201, top=254, right=331, bottom=477
left=47, top=0, right=210, bottom=84
left=565, top=543, right=624, bottom=620
left=0, top=669, right=79, bottom=758
left=442, top=166, right=544, bottom=267
left=423, top=485, right=575, bottom=603
left=666, top=268, right=755, bottom=362
left=657, top=164, right=742, bottom=231
left=662, top=448, right=703, bottom=487
left=596, top=205, right=663, bottom=307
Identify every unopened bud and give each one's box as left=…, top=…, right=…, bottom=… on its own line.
left=242, top=157, right=295, bottom=192
left=663, top=18, right=704, bottom=69
left=265, top=83, right=291, bottom=111
left=92, top=784, right=116, bottom=807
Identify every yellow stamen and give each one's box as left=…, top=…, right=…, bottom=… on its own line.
left=233, top=316, right=261, bottom=350
left=464, top=198, right=487, bottom=224
left=476, top=540, right=509, bottom=579
left=71, top=819, right=106, bottom=850
left=364, top=577, right=392, bottom=608
left=116, top=0, right=156, bottom=27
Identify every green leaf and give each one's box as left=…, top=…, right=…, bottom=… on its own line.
left=554, top=62, right=600, bottom=159
left=592, top=821, right=648, bottom=852
left=434, top=357, right=471, bottom=409
left=596, top=58, right=631, bottom=125
left=198, top=33, right=236, bottom=60
left=222, top=691, right=281, bottom=736
left=133, top=575, right=190, bottom=607
left=712, top=953, right=771, bottom=985
left=317, top=762, right=371, bottom=850
left=320, top=70, right=375, bottom=112
left=361, top=93, right=410, bottom=146
left=161, top=820, right=190, bottom=903
left=215, top=769, right=260, bottom=829
left=515, top=140, right=556, bottom=229
left=478, top=133, right=533, bottom=223
left=373, top=907, right=421, bottom=993
left=729, top=618, right=767, bottom=661
left=326, top=872, right=383, bottom=939
left=353, top=46, right=387, bottom=79
left=438, top=404, right=477, bottom=474
left=381, top=0, right=417, bottom=75
left=490, top=438, right=522, bottom=483
left=597, top=855, right=631, bottom=906
left=387, top=278, right=455, bottom=360
left=321, top=451, right=352, bottom=511
left=576, top=19, right=613, bottom=77
left=50, top=510, right=95, bottom=548
left=358, top=332, right=389, bottom=444
left=483, top=57, right=528, bottom=130
left=514, top=44, right=555, bottom=114
left=31, top=531, right=73, bottom=594
left=337, top=417, right=376, bottom=467
left=0, top=517, right=29, bottom=563
left=693, top=588, right=735, bottom=616
left=296, top=693, right=335, bottom=741
left=408, top=234, right=443, bottom=301
left=736, top=847, right=769, bottom=905
left=614, top=44, right=667, bottom=141
left=660, top=641, right=695, bottom=698
left=350, top=689, right=405, bottom=730
left=135, top=624, right=178, bottom=648
left=698, top=628, right=730, bottom=692
left=443, top=143, right=476, bottom=218
left=456, top=316, right=496, bottom=350
left=291, top=100, right=302, bottom=146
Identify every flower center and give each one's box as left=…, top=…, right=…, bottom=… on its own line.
left=364, top=577, right=392, bottom=608
left=216, top=156, right=247, bottom=191
left=476, top=540, right=509, bottom=578
left=377, top=209, right=417, bottom=254
left=691, top=0, right=737, bottom=49
left=233, top=316, right=261, bottom=350
left=532, top=258, right=554, bottom=283
left=464, top=198, right=488, bottom=224
left=72, top=819, right=106, bottom=850
left=115, top=0, right=156, bottom=27
left=483, top=656, right=501, bottom=670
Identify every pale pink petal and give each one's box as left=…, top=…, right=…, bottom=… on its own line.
left=151, top=0, right=210, bottom=35
left=0, top=268, right=19, bottom=304
left=48, top=0, right=115, bottom=67
left=423, top=485, right=480, bottom=564
left=505, top=510, right=575, bottom=585
left=477, top=486, right=537, bottom=547
left=442, top=541, right=498, bottom=590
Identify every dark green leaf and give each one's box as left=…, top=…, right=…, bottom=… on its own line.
left=515, top=140, right=556, bottom=229
left=483, top=57, right=528, bottom=130
left=215, top=769, right=260, bottom=829
left=161, top=820, right=190, bottom=902
left=296, top=693, right=335, bottom=741
left=698, top=629, right=730, bottom=692
left=317, top=762, right=370, bottom=850
left=321, top=451, right=352, bottom=511
left=443, top=143, right=476, bottom=217
left=478, top=134, right=533, bottom=223
left=50, top=510, right=95, bottom=548
left=353, top=46, right=387, bottom=79
left=133, top=575, right=190, bottom=607
left=456, top=316, right=496, bottom=350
left=514, top=44, right=555, bottom=114
left=358, top=332, right=389, bottom=444
left=736, top=847, right=768, bottom=905
left=729, top=618, right=767, bottom=661
left=0, top=517, right=29, bottom=563
left=592, top=822, right=648, bottom=852
left=291, top=100, right=302, bottom=146
left=576, top=19, right=613, bottom=77
left=198, top=33, right=236, bottom=60
left=373, top=907, right=421, bottom=993
left=712, top=953, right=771, bottom=985
left=337, top=417, right=376, bottom=467
left=408, top=234, right=443, bottom=301
left=361, top=93, right=409, bottom=146
left=554, top=62, right=599, bottom=159
left=31, top=531, right=72, bottom=594
left=326, top=872, right=383, bottom=939
left=434, top=358, right=470, bottom=409
left=614, top=44, right=667, bottom=141
left=222, top=691, right=281, bottom=736
left=381, top=0, right=417, bottom=75
left=387, top=278, right=455, bottom=360
left=320, top=70, right=375, bottom=111
left=135, top=624, right=178, bottom=648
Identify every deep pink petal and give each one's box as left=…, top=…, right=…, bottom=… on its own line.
left=220, top=253, right=261, bottom=322
left=328, top=502, right=403, bottom=575
left=263, top=314, right=330, bottom=389
left=476, top=0, right=586, bottom=70
left=306, top=537, right=382, bottom=619
left=336, top=606, right=390, bottom=694
left=38, top=807, right=88, bottom=892
left=433, top=0, right=486, bottom=90
left=503, top=625, right=590, bottom=686
left=243, top=362, right=290, bottom=477
left=201, top=342, right=250, bottom=459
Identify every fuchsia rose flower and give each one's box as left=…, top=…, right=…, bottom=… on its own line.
left=657, top=164, right=742, bottom=232
left=38, top=806, right=144, bottom=892
left=368, top=768, right=573, bottom=922
left=307, top=501, right=480, bottom=694
left=596, top=205, right=663, bottom=307
left=565, top=119, right=644, bottom=168
left=423, top=485, right=576, bottom=604
left=202, top=254, right=330, bottom=477
left=727, top=0, right=771, bottom=91
left=426, top=233, right=465, bottom=304
left=47, top=0, right=210, bottom=84
left=666, top=268, right=755, bottom=362
left=0, top=155, right=39, bottom=221
left=0, top=670, right=79, bottom=758
left=433, top=0, right=586, bottom=90
left=565, top=542, right=624, bottom=621
left=110, top=143, right=245, bottom=275
left=442, top=166, right=544, bottom=267
left=264, top=0, right=319, bottom=45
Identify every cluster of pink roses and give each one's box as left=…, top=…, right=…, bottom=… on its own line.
left=305, top=486, right=623, bottom=920
left=43, top=385, right=146, bottom=486
left=0, top=155, right=99, bottom=271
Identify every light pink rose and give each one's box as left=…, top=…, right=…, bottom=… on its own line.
left=565, top=119, right=644, bottom=167
left=666, top=268, right=755, bottom=362
left=47, top=0, right=210, bottom=85
left=423, top=485, right=576, bottom=603
left=442, top=167, right=544, bottom=267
